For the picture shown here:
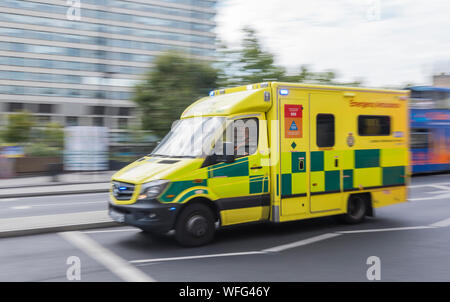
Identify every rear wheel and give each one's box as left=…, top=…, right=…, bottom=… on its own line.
left=339, top=195, right=368, bottom=224
left=175, top=203, right=215, bottom=247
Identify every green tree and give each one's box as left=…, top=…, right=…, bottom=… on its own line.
left=133, top=51, right=219, bottom=137
left=219, top=27, right=362, bottom=87
left=220, top=27, right=286, bottom=87
left=42, top=122, right=64, bottom=149
left=1, top=111, right=34, bottom=143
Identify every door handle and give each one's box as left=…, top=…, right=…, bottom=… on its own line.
left=334, top=158, right=339, bottom=167
left=251, top=166, right=263, bottom=170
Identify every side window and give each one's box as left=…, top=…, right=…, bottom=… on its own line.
left=231, top=118, right=259, bottom=158
left=358, top=115, right=391, bottom=136
left=410, top=128, right=430, bottom=149
left=317, top=114, right=335, bottom=147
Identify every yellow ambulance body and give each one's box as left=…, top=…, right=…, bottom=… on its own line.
left=109, top=82, right=409, bottom=246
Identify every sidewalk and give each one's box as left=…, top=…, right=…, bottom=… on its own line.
left=0, top=171, right=114, bottom=198
left=0, top=211, right=119, bottom=238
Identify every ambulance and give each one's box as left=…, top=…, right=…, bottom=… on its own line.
left=109, top=82, right=409, bottom=246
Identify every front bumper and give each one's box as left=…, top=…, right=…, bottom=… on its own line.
left=108, top=199, right=179, bottom=233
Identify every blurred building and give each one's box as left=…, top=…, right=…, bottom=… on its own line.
left=433, top=74, right=450, bottom=88
left=0, top=0, right=216, bottom=129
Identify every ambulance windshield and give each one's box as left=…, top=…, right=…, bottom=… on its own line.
left=151, top=116, right=226, bottom=158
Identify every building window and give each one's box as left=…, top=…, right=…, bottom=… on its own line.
left=317, top=114, right=335, bottom=147
left=91, top=106, right=105, bottom=115
left=66, top=116, right=78, bottom=127
left=93, top=117, right=104, bottom=126
left=38, top=103, right=54, bottom=114
left=118, top=107, right=130, bottom=116
left=8, top=102, right=24, bottom=112
left=358, top=115, right=391, bottom=136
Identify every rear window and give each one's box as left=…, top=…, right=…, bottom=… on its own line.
left=358, top=115, right=391, bottom=136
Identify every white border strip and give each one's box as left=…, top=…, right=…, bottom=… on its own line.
left=131, top=251, right=265, bottom=264
left=262, top=233, right=341, bottom=253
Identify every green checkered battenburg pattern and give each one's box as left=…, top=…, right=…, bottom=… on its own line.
left=280, top=149, right=407, bottom=196
left=159, top=157, right=268, bottom=203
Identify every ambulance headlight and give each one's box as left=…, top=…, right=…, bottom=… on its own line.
left=137, top=180, right=170, bottom=201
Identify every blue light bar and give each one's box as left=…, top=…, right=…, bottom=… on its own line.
left=169, top=207, right=177, bottom=211
left=119, top=186, right=127, bottom=191
left=209, top=91, right=215, bottom=96
left=279, top=89, right=289, bottom=96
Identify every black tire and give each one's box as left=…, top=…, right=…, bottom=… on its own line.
left=175, top=203, right=215, bottom=247
left=339, top=195, right=368, bottom=224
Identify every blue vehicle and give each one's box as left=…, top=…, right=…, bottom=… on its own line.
left=409, top=86, right=450, bottom=174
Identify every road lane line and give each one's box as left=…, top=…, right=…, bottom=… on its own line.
left=429, top=218, right=450, bottom=228
left=408, top=192, right=450, bottom=201
left=0, top=198, right=18, bottom=202
left=409, top=183, right=450, bottom=189
left=336, top=226, right=434, bottom=234
left=127, top=221, right=450, bottom=265
left=130, top=251, right=265, bottom=264
left=59, top=231, right=155, bottom=282
left=262, top=233, right=341, bottom=253
left=11, top=206, right=31, bottom=210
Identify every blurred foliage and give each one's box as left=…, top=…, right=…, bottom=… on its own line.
left=24, top=142, right=61, bottom=157
left=133, top=27, right=363, bottom=136
left=218, top=26, right=363, bottom=87
left=40, top=122, right=64, bottom=149
left=1, top=114, right=65, bottom=157
left=133, top=51, right=219, bottom=137
left=1, top=111, right=34, bottom=143
left=219, top=27, right=286, bottom=86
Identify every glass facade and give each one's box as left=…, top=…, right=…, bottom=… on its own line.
left=0, top=0, right=217, bottom=129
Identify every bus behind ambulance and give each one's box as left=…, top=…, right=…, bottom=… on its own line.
left=109, top=82, right=409, bottom=246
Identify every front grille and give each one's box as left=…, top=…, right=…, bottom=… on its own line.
left=112, top=181, right=135, bottom=201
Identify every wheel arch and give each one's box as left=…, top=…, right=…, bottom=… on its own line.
left=177, top=196, right=220, bottom=223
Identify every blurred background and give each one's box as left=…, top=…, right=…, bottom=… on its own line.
left=0, top=0, right=448, bottom=179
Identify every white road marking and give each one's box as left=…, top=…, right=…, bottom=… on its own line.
left=408, top=192, right=450, bottom=201
left=11, top=206, right=31, bottom=210
left=337, top=226, right=434, bottom=234
left=0, top=198, right=18, bottom=202
left=130, top=251, right=265, bottom=264
left=429, top=218, right=450, bottom=228
left=429, top=185, right=450, bottom=190
left=425, top=190, right=450, bottom=194
left=409, top=183, right=450, bottom=189
left=59, top=231, right=154, bottom=282
left=262, top=233, right=341, bottom=253
left=82, top=228, right=139, bottom=234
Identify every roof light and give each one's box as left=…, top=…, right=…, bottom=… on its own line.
left=280, top=89, right=289, bottom=96
left=209, top=91, right=215, bottom=96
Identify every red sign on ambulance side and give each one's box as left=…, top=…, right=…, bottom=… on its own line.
left=284, top=105, right=303, bottom=138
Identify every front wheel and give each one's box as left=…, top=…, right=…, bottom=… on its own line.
left=175, top=203, right=215, bottom=247
left=339, top=195, right=368, bottom=224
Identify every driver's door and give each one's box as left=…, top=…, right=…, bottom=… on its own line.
left=207, top=115, right=270, bottom=226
